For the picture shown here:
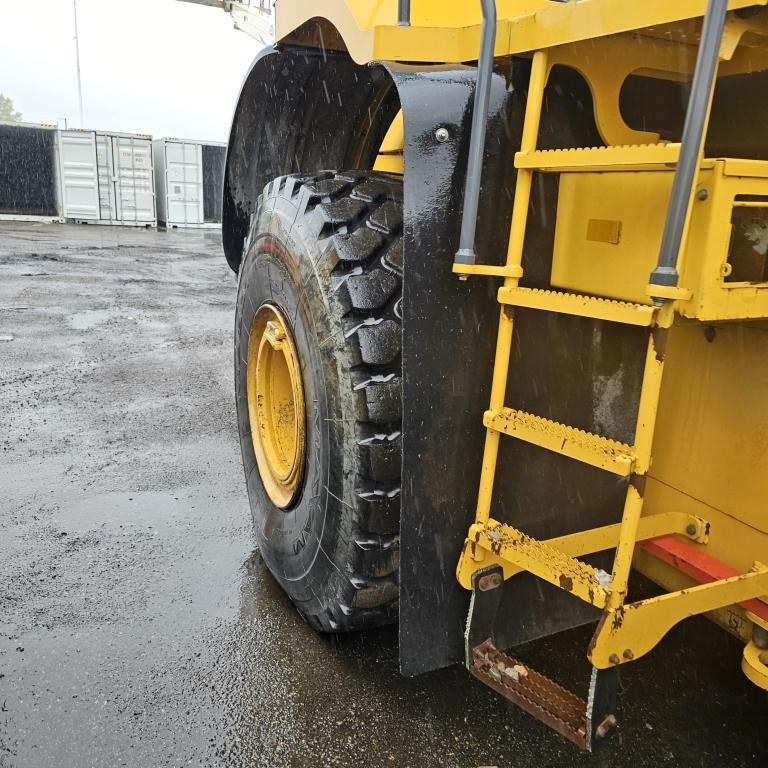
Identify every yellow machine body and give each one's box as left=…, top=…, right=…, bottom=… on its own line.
left=266, top=0, right=768, bottom=708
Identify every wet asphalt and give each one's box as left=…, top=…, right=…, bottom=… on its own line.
left=0, top=222, right=765, bottom=768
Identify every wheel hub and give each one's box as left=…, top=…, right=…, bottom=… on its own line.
left=247, top=303, right=306, bottom=508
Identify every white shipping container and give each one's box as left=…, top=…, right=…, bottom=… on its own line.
left=154, top=138, right=226, bottom=229
left=59, top=130, right=156, bottom=226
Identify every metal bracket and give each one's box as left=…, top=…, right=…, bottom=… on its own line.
left=464, top=565, right=504, bottom=668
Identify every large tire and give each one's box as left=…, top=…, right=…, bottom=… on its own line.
left=234, top=171, right=403, bottom=632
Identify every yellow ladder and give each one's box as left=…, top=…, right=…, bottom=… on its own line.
left=460, top=49, right=673, bottom=615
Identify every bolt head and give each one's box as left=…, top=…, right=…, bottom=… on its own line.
left=686, top=523, right=697, bottom=536
left=435, top=127, right=450, bottom=143
left=609, top=653, right=621, bottom=665
left=622, top=649, right=634, bottom=660
left=696, top=188, right=709, bottom=201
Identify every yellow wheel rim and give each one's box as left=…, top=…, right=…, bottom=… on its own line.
left=247, top=303, right=306, bottom=508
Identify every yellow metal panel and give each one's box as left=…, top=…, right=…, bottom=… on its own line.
left=275, top=0, right=768, bottom=64
left=550, top=161, right=768, bottom=320
left=633, top=548, right=756, bottom=644
left=650, top=321, right=768, bottom=536
left=551, top=170, right=674, bottom=306
left=589, top=564, right=768, bottom=668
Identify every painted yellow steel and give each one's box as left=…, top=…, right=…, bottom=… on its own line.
left=589, top=564, right=768, bottom=668
left=456, top=512, right=707, bottom=587
left=462, top=519, right=611, bottom=609
left=373, top=111, right=404, bottom=174
left=247, top=304, right=306, bottom=509
left=451, top=263, right=523, bottom=279
left=742, top=640, right=768, bottom=690
left=515, top=144, right=681, bottom=173
left=272, top=0, right=768, bottom=694
left=497, top=286, right=657, bottom=326
left=275, top=1, right=767, bottom=65
left=483, top=408, right=636, bottom=476
left=550, top=160, right=768, bottom=320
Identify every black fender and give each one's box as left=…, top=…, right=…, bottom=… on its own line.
left=224, top=45, right=645, bottom=677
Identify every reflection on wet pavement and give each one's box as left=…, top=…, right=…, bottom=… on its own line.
left=0, top=223, right=764, bottom=768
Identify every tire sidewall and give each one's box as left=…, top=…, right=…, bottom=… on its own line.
left=234, top=196, right=351, bottom=606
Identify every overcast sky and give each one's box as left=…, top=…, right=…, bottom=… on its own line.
left=0, top=0, right=265, bottom=141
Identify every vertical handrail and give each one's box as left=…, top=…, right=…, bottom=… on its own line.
left=648, top=0, right=728, bottom=300
left=398, top=0, right=411, bottom=26
left=454, top=0, right=497, bottom=265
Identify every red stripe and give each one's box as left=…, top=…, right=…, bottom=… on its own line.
left=637, top=535, right=768, bottom=622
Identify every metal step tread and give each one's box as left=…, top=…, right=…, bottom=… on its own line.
left=498, top=286, right=656, bottom=327
left=480, top=520, right=609, bottom=607
left=484, top=407, right=637, bottom=476
left=471, top=639, right=588, bottom=749
left=515, top=142, right=681, bottom=172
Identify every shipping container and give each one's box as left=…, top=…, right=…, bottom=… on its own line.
left=153, top=138, right=226, bottom=228
left=58, top=129, right=156, bottom=226
left=0, top=122, right=63, bottom=222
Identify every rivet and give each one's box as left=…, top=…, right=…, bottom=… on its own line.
left=609, top=653, right=621, bottom=665
left=622, top=649, right=634, bottom=660
left=435, top=127, right=450, bottom=143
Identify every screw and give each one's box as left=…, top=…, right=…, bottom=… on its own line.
left=609, top=653, right=621, bottom=665
left=686, top=523, right=697, bottom=536
left=696, top=188, right=709, bottom=201
left=622, top=649, right=634, bottom=660
left=478, top=573, right=502, bottom=591
left=435, top=127, right=450, bottom=143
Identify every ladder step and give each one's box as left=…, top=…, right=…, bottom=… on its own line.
left=484, top=408, right=636, bottom=476
left=477, top=520, right=609, bottom=608
left=515, top=142, right=681, bottom=172
left=470, top=640, right=590, bottom=750
left=498, top=286, right=656, bottom=326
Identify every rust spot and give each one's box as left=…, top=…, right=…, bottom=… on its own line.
left=651, top=326, right=669, bottom=362
left=630, top=473, right=646, bottom=497
left=559, top=574, right=574, bottom=592
left=611, top=607, right=625, bottom=630
left=503, top=305, right=515, bottom=321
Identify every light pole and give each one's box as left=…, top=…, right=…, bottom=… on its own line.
left=73, top=0, right=84, bottom=127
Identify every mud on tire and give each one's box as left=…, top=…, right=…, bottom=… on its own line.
left=234, top=171, right=403, bottom=631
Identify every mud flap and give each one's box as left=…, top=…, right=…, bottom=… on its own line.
left=392, top=61, right=645, bottom=676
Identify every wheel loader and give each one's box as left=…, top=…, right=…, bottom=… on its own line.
left=220, top=0, right=768, bottom=750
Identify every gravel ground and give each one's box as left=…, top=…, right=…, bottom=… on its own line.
left=0, top=222, right=765, bottom=768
